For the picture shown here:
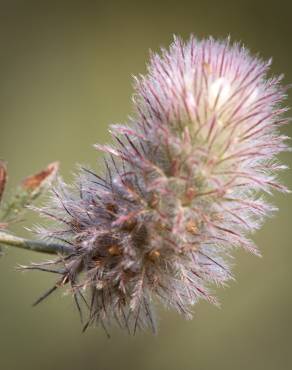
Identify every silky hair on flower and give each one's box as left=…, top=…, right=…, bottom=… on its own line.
left=1, top=35, right=289, bottom=335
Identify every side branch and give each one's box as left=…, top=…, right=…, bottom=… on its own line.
left=0, top=231, right=73, bottom=255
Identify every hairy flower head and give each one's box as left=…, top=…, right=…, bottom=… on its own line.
left=33, top=36, right=289, bottom=334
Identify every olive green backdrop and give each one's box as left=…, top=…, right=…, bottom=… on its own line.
left=0, top=1, right=291, bottom=370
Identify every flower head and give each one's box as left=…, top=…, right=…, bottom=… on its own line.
left=33, top=36, right=289, bottom=334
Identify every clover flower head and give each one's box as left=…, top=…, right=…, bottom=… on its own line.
left=33, top=36, right=289, bottom=334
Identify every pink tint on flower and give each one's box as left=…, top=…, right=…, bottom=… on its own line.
left=33, top=36, right=289, bottom=334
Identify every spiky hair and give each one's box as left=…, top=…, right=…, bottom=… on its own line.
left=32, top=36, right=289, bottom=334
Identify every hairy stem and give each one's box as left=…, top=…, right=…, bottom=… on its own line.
left=0, top=231, right=73, bottom=255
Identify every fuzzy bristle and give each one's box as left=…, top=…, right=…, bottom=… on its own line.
left=31, top=36, right=289, bottom=334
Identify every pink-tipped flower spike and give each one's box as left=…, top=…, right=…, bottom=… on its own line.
left=33, top=36, right=289, bottom=334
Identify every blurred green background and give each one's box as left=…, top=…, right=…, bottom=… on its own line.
left=0, top=1, right=291, bottom=369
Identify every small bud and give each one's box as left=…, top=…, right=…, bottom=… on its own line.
left=149, top=193, right=159, bottom=208
left=0, top=162, right=59, bottom=223
left=121, top=218, right=137, bottom=231
left=108, top=245, right=122, bottom=256
left=186, top=220, right=198, bottom=235
left=181, top=187, right=196, bottom=206
left=0, top=161, right=7, bottom=204
left=105, top=203, right=117, bottom=214
left=147, top=249, right=160, bottom=262
left=22, top=162, right=59, bottom=193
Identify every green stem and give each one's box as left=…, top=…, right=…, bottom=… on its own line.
left=0, top=231, right=73, bottom=255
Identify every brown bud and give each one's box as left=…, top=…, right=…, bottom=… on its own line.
left=154, top=220, right=168, bottom=232
left=149, top=193, right=159, bottom=208
left=0, top=161, right=7, bottom=203
left=147, top=249, right=160, bottom=262
left=121, top=218, right=137, bottom=231
left=181, top=243, right=199, bottom=253
left=108, top=245, right=122, bottom=256
left=106, top=203, right=117, bottom=214
left=181, top=187, right=196, bottom=206
left=186, top=220, right=198, bottom=235
left=22, top=162, right=59, bottom=191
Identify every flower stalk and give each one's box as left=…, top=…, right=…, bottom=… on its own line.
left=0, top=231, right=72, bottom=255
